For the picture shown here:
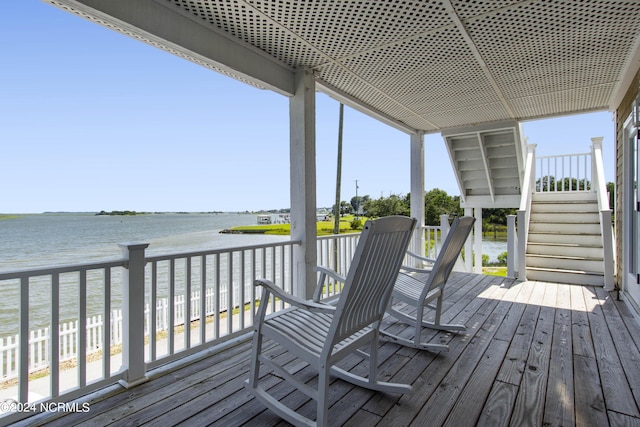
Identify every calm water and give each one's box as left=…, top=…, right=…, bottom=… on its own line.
left=483, top=237, right=508, bottom=262
left=0, top=213, right=287, bottom=336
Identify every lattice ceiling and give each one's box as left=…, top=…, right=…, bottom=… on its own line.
left=51, top=0, right=640, bottom=133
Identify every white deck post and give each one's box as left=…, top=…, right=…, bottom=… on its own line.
left=410, top=132, right=425, bottom=257
left=592, top=136, right=615, bottom=290
left=440, top=214, right=451, bottom=238
left=474, top=208, right=483, bottom=273
left=289, top=68, right=317, bottom=299
left=507, top=214, right=517, bottom=278
left=119, top=242, right=149, bottom=388
left=464, top=208, right=473, bottom=272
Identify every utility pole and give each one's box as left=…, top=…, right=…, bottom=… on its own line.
left=333, top=103, right=344, bottom=235
left=355, top=179, right=359, bottom=219
left=333, top=103, right=344, bottom=271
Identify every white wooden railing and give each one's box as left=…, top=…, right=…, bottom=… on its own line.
left=422, top=220, right=446, bottom=259
left=140, top=241, right=300, bottom=369
left=536, top=151, right=592, bottom=192
left=0, top=287, right=252, bottom=381
left=0, top=239, right=311, bottom=423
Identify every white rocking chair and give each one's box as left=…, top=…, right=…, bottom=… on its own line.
left=245, top=216, right=416, bottom=427
left=380, top=216, right=475, bottom=352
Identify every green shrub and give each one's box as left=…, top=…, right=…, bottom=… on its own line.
left=497, top=251, right=508, bottom=266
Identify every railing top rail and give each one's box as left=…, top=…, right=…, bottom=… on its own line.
left=519, top=145, right=537, bottom=211
left=145, top=239, right=302, bottom=263
left=317, top=233, right=360, bottom=241
left=0, top=240, right=303, bottom=280
left=536, top=152, right=591, bottom=159
left=0, top=259, right=127, bottom=281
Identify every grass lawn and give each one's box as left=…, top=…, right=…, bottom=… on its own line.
left=227, top=216, right=364, bottom=236
left=482, top=267, right=508, bottom=277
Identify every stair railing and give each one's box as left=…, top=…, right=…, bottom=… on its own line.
left=535, top=151, right=592, bottom=192
left=592, top=137, right=615, bottom=290
left=516, top=144, right=537, bottom=280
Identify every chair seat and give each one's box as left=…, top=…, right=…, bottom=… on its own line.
left=263, top=308, right=371, bottom=362
left=393, top=272, right=436, bottom=302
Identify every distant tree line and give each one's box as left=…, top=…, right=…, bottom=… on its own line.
left=96, top=210, right=143, bottom=216
left=333, top=189, right=513, bottom=229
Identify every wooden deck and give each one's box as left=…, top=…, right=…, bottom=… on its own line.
left=15, top=272, right=640, bottom=426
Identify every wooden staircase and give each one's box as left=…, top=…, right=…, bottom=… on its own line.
left=443, top=122, right=524, bottom=209
left=526, top=192, right=606, bottom=286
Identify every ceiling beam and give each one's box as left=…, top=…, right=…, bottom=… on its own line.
left=316, top=78, right=419, bottom=135
left=442, top=0, right=516, bottom=119
left=48, top=0, right=296, bottom=96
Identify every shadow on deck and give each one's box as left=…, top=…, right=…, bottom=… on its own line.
left=13, top=272, right=640, bottom=426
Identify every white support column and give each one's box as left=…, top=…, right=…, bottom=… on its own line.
left=474, top=208, right=483, bottom=273
left=118, top=242, right=149, bottom=388
left=410, top=132, right=425, bottom=257
left=464, top=207, right=473, bottom=272
left=507, top=214, right=517, bottom=278
left=289, top=68, right=317, bottom=299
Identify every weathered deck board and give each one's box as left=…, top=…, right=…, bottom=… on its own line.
left=543, top=283, right=575, bottom=427
left=13, top=274, right=640, bottom=427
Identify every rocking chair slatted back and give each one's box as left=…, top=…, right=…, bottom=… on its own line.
left=421, top=216, right=476, bottom=298
left=332, top=219, right=416, bottom=344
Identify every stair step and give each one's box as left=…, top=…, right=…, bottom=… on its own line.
left=531, top=202, right=598, bottom=213
left=527, top=233, right=603, bottom=245
left=526, top=254, right=604, bottom=273
left=528, top=222, right=601, bottom=234
left=530, top=212, right=600, bottom=222
left=527, top=242, right=603, bottom=258
left=526, top=267, right=604, bottom=286
left=532, top=192, right=597, bottom=203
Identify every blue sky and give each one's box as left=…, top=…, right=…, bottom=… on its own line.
left=1, top=1, right=615, bottom=213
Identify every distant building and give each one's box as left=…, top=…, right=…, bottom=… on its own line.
left=257, top=215, right=272, bottom=225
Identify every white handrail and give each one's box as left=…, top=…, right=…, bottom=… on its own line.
left=591, top=137, right=615, bottom=290
left=517, top=144, right=536, bottom=280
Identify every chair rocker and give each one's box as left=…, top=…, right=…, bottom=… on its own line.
left=380, top=216, right=475, bottom=352
left=245, top=216, right=416, bottom=427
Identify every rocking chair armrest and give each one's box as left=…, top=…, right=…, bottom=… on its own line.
left=312, top=266, right=346, bottom=302
left=406, top=251, right=436, bottom=264
left=254, top=278, right=335, bottom=313
left=400, top=264, right=434, bottom=274
left=401, top=251, right=436, bottom=274
left=314, top=265, right=347, bottom=283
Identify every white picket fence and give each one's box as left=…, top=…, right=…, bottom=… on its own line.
left=0, top=287, right=232, bottom=381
